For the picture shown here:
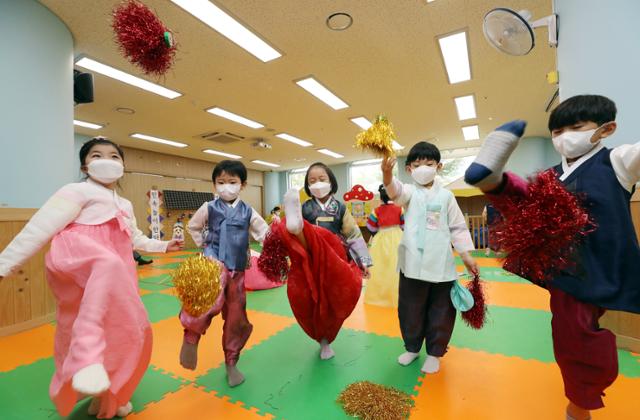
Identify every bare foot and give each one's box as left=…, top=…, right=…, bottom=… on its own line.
left=226, top=365, right=245, bottom=387
left=566, top=402, right=591, bottom=420
left=180, top=340, right=198, bottom=370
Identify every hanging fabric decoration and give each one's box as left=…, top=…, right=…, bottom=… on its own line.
left=355, top=115, right=397, bottom=157
left=493, top=169, right=595, bottom=284
left=147, top=189, right=164, bottom=240
left=112, top=0, right=177, bottom=76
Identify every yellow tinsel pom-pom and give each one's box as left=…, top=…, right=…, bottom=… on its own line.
left=172, top=255, right=222, bottom=317
left=355, top=115, right=397, bottom=157
left=337, top=381, right=414, bottom=420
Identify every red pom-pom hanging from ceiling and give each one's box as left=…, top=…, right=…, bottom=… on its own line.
left=461, top=275, right=488, bottom=330
left=112, top=0, right=177, bottom=76
left=493, top=169, right=595, bottom=284
left=257, top=225, right=290, bottom=283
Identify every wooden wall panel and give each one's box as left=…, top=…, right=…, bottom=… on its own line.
left=0, top=210, right=55, bottom=335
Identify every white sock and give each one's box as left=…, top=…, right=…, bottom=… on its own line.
left=72, top=363, right=110, bottom=395
left=116, top=402, right=133, bottom=417
left=464, top=120, right=526, bottom=190
left=320, top=339, right=335, bottom=360
left=397, top=351, right=419, bottom=366
left=284, top=189, right=303, bottom=235
left=421, top=355, right=440, bottom=374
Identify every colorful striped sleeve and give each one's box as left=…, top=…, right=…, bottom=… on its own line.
left=366, top=209, right=379, bottom=233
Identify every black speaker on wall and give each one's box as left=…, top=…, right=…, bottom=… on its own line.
left=74, top=70, right=94, bottom=104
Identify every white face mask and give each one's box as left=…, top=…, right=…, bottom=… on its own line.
left=87, top=159, right=124, bottom=184
left=309, top=181, right=332, bottom=199
left=217, top=183, right=241, bottom=201
left=552, top=127, right=600, bottom=159
left=411, top=165, right=437, bottom=185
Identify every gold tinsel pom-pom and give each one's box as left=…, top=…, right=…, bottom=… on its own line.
left=355, top=115, right=397, bottom=157
left=172, top=255, right=222, bottom=317
left=337, top=381, right=414, bottom=420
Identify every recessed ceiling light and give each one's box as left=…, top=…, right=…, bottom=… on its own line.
left=326, top=13, right=353, bottom=31
left=73, top=119, right=103, bottom=129
left=462, top=125, right=480, bottom=141
left=170, top=0, right=281, bottom=62
left=275, top=133, right=313, bottom=147
left=131, top=133, right=188, bottom=148
left=317, top=148, right=344, bottom=159
left=454, top=95, right=477, bottom=120
left=295, top=77, right=349, bottom=110
left=392, top=140, right=405, bottom=150
left=252, top=159, right=280, bottom=168
left=75, top=57, right=181, bottom=99
left=206, top=107, right=263, bottom=129
left=202, top=149, right=242, bottom=159
left=291, top=166, right=310, bottom=173
left=437, top=31, right=471, bottom=84
left=350, top=116, right=372, bottom=130
left=115, top=107, right=135, bottom=114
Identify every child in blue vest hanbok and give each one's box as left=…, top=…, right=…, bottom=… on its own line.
left=465, top=95, right=640, bottom=420
left=179, top=160, right=268, bottom=388
left=382, top=142, right=478, bottom=374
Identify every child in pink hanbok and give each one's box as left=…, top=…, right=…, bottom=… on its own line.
left=0, top=138, right=183, bottom=419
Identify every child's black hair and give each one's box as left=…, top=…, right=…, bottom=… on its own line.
left=79, top=137, right=125, bottom=167
left=405, top=141, right=441, bottom=166
left=212, top=160, right=248, bottom=183
left=378, top=184, right=390, bottom=204
left=304, top=162, right=338, bottom=197
left=548, top=95, right=617, bottom=131
left=272, top=206, right=281, bottom=213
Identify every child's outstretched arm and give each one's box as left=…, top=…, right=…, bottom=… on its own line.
left=448, top=196, right=478, bottom=276
left=0, top=185, right=85, bottom=278
left=381, top=156, right=412, bottom=206
left=249, top=208, right=269, bottom=244
left=610, top=142, right=640, bottom=192
left=187, top=203, right=209, bottom=248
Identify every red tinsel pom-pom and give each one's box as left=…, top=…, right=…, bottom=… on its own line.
left=461, top=275, right=487, bottom=330
left=112, top=1, right=176, bottom=76
left=494, top=169, right=594, bottom=284
left=258, top=226, right=289, bottom=282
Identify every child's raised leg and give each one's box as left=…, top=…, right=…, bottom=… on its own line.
left=283, top=188, right=307, bottom=249
left=464, top=120, right=527, bottom=192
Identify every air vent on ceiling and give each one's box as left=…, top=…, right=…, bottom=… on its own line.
left=196, top=131, right=245, bottom=144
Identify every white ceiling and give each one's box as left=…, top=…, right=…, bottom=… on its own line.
left=42, top=0, right=556, bottom=171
